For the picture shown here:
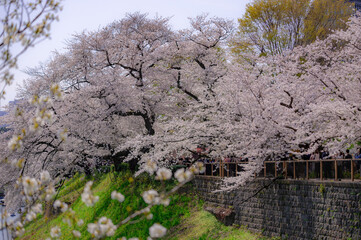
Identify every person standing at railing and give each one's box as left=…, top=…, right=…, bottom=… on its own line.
left=345, top=149, right=352, bottom=159
left=322, top=148, right=333, bottom=179
left=302, top=154, right=311, bottom=178
left=310, top=150, right=320, bottom=178
left=334, top=151, right=344, bottom=180
left=345, top=149, right=353, bottom=175
left=354, top=148, right=361, bottom=175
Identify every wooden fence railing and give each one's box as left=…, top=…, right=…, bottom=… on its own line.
left=194, top=158, right=361, bottom=181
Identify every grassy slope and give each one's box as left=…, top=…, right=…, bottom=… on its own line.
left=20, top=171, right=268, bottom=240
left=166, top=210, right=266, bottom=240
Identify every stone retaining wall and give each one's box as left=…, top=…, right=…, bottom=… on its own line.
left=194, top=176, right=361, bottom=240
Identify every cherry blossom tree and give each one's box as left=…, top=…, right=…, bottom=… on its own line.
left=220, top=14, right=361, bottom=190
left=0, top=13, right=235, bottom=210
left=2, top=11, right=361, bottom=201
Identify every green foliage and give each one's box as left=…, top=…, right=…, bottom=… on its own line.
left=231, top=0, right=353, bottom=57
left=20, top=172, right=268, bottom=240
left=309, top=171, right=317, bottom=178
left=343, top=171, right=351, bottom=178
left=21, top=171, right=198, bottom=240
left=165, top=210, right=262, bottom=240
left=319, top=184, right=326, bottom=196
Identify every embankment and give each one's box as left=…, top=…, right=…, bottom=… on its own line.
left=194, top=176, right=361, bottom=240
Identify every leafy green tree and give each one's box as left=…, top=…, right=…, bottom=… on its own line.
left=303, top=0, right=354, bottom=44
left=230, top=0, right=354, bottom=57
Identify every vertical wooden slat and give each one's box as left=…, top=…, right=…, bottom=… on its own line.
left=285, top=162, right=288, bottom=179
left=236, top=162, right=238, bottom=176
left=275, top=162, right=277, bottom=177
left=293, top=161, right=296, bottom=179
left=227, top=163, right=229, bottom=177
left=219, top=159, right=221, bottom=178
left=222, top=160, right=224, bottom=178
left=334, top=159, right=337, bottom=181
left=351, top=158, right=354, bottom=181
left=264, top=162, right=266, bottom=177
left=320, top=160, right=323, bottom=181
left=282, top=161, right=285, bottom=178
left=220, top=159, right=222, bottom=178
left=306, top=161, right=309, bottom=180
left=211, top=163, right=213, bottom=177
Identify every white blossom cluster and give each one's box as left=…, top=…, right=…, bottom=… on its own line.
left=144, top=160, right=158, bottom=175
left=45, top=184, right=56, bottom=201
left=13, top=221, right=25, bottom=237
left=155, top=167, right=172, bottom=181
left=87, top=217, right=117, bottom=239
left=144, top=207, right=153, bottom=220
left=7, top=131, right=25, bottom=152
left=174, top=168, right=193, bottom=183
left=25, top=203, right=43, bottom=221
left=21, top=176, right=39, bottom=197
left=49, top=225, right=61, bottom=239
left=1, top=171, right=56, bottom=237
left=81, top=181, right=99, bottom=207
left=28, top=95, right=56, bottom=132
left=149, top=223, right=167, bottom=238
left=141, top=163, right=204, bottom=208
left=111, top=190, right=125, bottom=202
left=19, top=171, right=54, bottom=201
left=6, top=85, right=62, bottom=166
left=147, top=161, right=204, bottom=183
left=142, top=190, right=161, bottom=205
left=72, top=230, right=82, bottom=238
left=53, top=199, right=68, bottom=212
left=10, top=157, right=25, bottom=169
left=5, top=163, right=202, bottom=239
left=141, top=190, right=170, bottom=207
left=20, top=171, right=56, bottom=202
left=40, top=170, right=51, bottom=183
left=50, top=83, right=64, bottom=100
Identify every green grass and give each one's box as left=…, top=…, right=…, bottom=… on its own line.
left=19, top=170, right=269, bottom=240
left=165, top=210, right=263, bottom=240
left=20, top=171, right=197, bottom=240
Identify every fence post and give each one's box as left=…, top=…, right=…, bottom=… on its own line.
left=283, top=161, right=286, bottom=179
left=264, top=162, right=266, bottom=177
left=351, top=158, right=354, bottom=181
left=222, top=160, right=224, bottom=178
left=293, top=161, right=296, bottom=179
left=220, top=159, right=222, bottom=178
left=211, top=163, right=213, bottom=177
left=334, top=159, right=337, bottom=181
left=227, top=163, right=229, bottom=177
left=320, top=160, right=323, bottom=181
left=306, top=161, right=309, bottom=180
left=236, top=162, right=238, bottom=176
left=275, top=162, right=277, bottom=177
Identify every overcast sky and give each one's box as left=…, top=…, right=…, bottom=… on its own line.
left=1, top=0, right=251, bottom=108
